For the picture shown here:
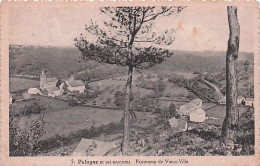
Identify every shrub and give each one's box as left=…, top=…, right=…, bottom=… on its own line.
left=106, top=98, right=111, bottom=103
left=20, top=102, right=46, bottom=115
left=9, top=112, right=45, bottom=156
left=38, top=121, right=124, bottom=154
left=68, top=98, right=78, bottom=106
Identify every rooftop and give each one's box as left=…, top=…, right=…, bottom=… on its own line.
left=67, top=80, right=85, bottom=87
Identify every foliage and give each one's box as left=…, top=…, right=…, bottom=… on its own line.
left=75, top=7, right=185, bottom=69
left=9, top=46, right=97, bottom=78
left=38, top=121, right=124, bottom=154
left=168, top=103, right=177, bottom=117
left=9, top=111, right=45, bottom=156
left=114, top=91, right=134, bottom=108
left=19, top=102, right=48, bottom=115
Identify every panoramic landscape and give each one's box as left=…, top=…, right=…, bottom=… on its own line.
left=9, top=6, right=254, bottom=156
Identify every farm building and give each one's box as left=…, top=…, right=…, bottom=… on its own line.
left=189, top=98, right=202, bottom=108
left=72, top=138, right=117, bottom=156
left=190, top=108, right=206, bottom=122
left=245, top=98, right=254, bottom=107
left=66, top=80, right=85, bottom=93
left=28, top=88, right=43, bottom=95
left=177, top=105, right=189, bottom=116
left=177, top=98, right=203, bottom=116
left=46, top=87, right=61, bottom=97
left=168, top=117, right=188, bottom=132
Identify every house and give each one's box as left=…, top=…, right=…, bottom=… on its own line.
left=168, top=118, right=188, bottom=132
left=190, top=108, right=206, bottom=122
left=28, top=88, right=43, bottom=95
left=177, top=105, right=189, bottom=116
left=72, top=138, right=117, bottom=156
left=177, top=98, right=202, bottom=116
left=245, top=98, right=254, bottom=107
left=190, top=98, right=202, bottom=108
left=177, top=119, right=188, bottom=132
left=66, top=75, right=85, bottom=93
left=46, top=87, right=61, bottom=97
left=237, top=96, right=245, bottom=104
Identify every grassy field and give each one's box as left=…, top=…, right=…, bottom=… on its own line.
left=19, top=106, right=124, bottom=138
left=10, top=77, right=39, bottom=92
left=10, top=96, right=70, bottom=114
left=205, top=105, right=248, bottom=126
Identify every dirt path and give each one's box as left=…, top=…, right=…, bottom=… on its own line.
left=202, top=79, right=223, bottom=101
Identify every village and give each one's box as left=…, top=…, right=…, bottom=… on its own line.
left=8, top=63, right=255, bottom=156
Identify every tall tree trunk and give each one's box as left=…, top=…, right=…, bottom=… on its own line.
left=222, top=6, right=240, bottom=147
left=122, top=65, right=133, bottom=155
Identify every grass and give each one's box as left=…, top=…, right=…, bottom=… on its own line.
left=205, top=105, right=248, bottom=126
left=17, top=104, right=124, bottom=138
left=10, top=77, right=39, bottom=93
left=10, top=96, right=70, bottom=115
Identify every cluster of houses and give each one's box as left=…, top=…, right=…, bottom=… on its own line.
left=9, top=70, right=86, bottom=104
left=219, top=95, right=254, bottom=107
left=38, top=70, right=86, bottom=97
left=169, top=98, right=205, bottom=132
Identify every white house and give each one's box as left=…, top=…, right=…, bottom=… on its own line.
left=190, top=108, right=206, bottom=122
left=245, top=98, right=254, bottom=107
left=66, top=80, right=85, bottom=93
left=28, top=88, right=43, bottom=95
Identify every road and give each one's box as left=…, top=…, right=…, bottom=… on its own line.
left=202, top=79, right=223, bottom=101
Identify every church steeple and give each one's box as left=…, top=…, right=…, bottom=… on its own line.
left=40, top=69, right=46, bottom=90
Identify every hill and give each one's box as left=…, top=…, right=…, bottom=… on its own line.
left=9, top=45, right=98, bottom=78
left=149, top=50, right=254, bottom=74
left=9, top=45, right=254, bottom=79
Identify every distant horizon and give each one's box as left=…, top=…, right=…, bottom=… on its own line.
left=9, top=44, right=254, bottom=54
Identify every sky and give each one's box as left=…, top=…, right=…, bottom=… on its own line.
left=9, top=5, right=255, bottom=52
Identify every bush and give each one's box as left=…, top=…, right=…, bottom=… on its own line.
left=68, top=98, right=78, bottom=106
left=106, top=98, right=111, bottom=103
left=20, top=102, right=46, bottom=115
left=9, top=112, right=45, bottom=156
left=38, top=121, right=124, bottom=154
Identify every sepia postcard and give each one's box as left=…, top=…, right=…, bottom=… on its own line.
left=0, top=0, right=259, bottom=165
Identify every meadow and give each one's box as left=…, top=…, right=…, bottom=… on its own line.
left=10, top=77, right=39, bottom=93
